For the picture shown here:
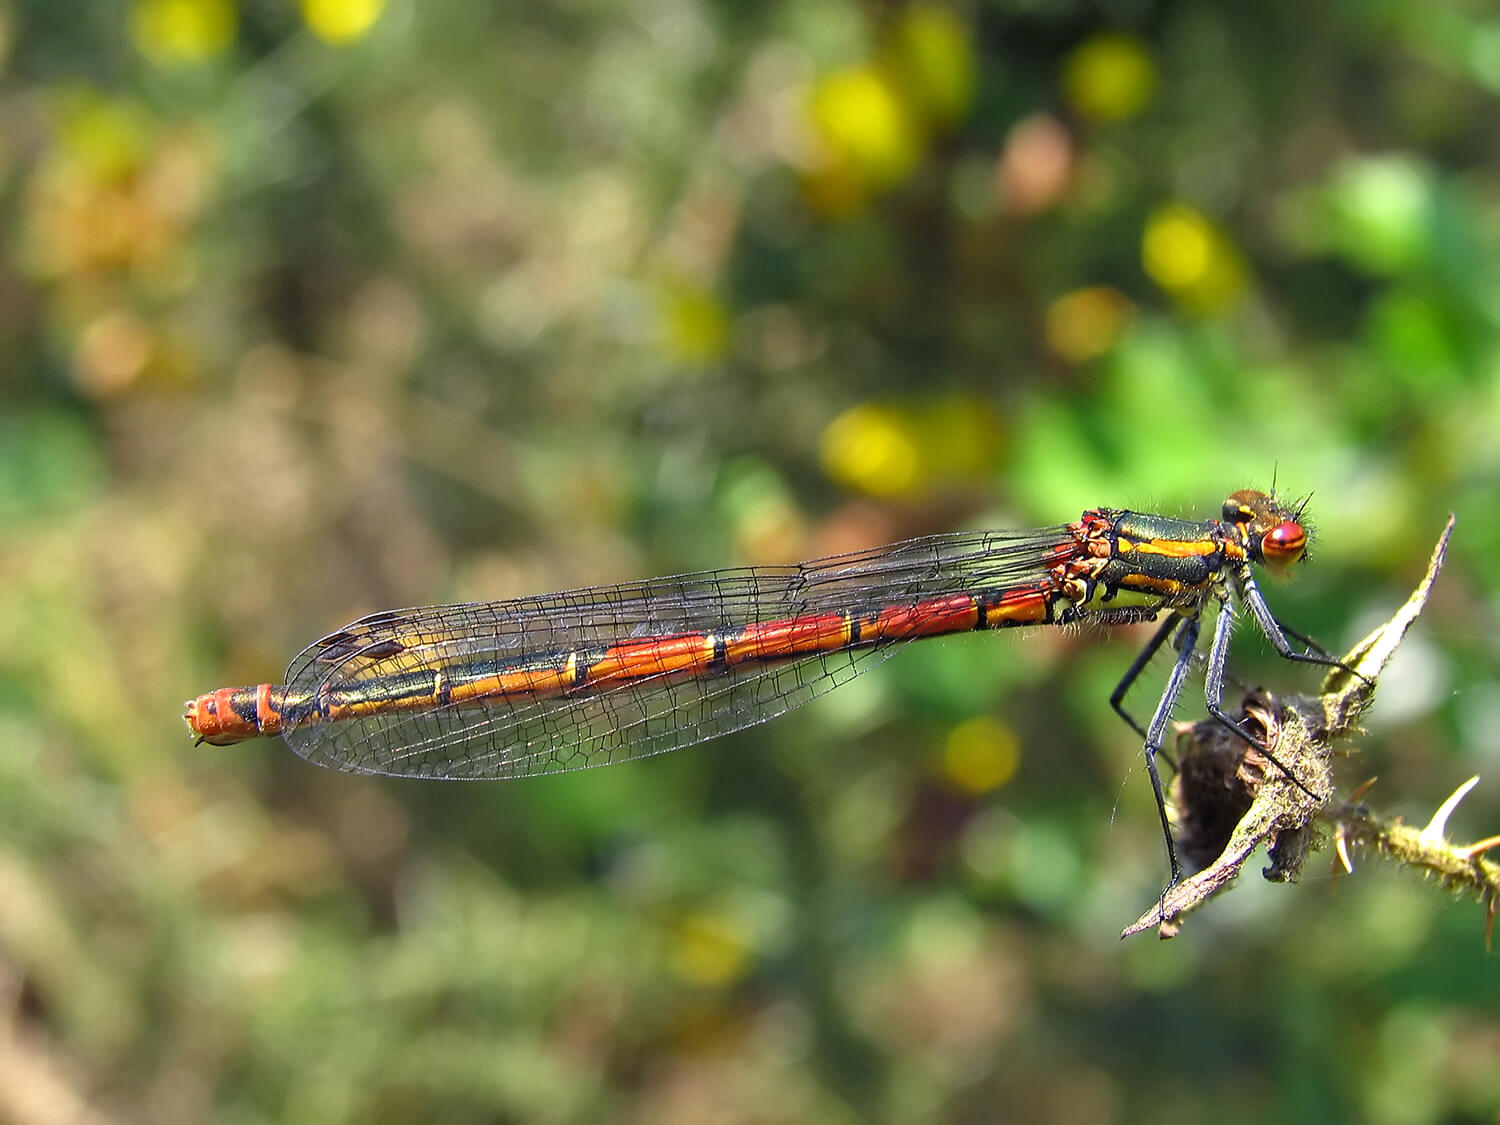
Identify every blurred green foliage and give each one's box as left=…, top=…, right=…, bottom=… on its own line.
left=1, top=0, right=1498, bottom=1122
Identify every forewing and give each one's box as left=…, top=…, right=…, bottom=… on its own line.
left=278, top=527, right=1071, bottom=779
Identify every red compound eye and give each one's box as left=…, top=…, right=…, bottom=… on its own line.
left=1260, top=520, right=1307, bottom=566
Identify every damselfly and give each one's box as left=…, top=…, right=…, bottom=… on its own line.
left=187, top=489, right=1345, bottom=882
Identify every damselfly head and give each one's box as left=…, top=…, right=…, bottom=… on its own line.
left=1222, top=489, right=1309, bottom=570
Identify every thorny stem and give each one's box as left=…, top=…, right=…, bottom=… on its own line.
left=1327, top=795, right=1500, bottom=947
left=1121, top=516, right=1498, bottom=941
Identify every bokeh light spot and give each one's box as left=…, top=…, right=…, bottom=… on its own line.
left=669, top=911, right=751, bottom=987
left=820, top=403, right=922, bottom=497
left=131, top=0, right=236, bottom=65
left=890, top=5, right=976, bottom=126
left=942, top=716, right=1021, bottom=795
left=1045, top=286, right=1134, bottom=362
left=914, top=393, right=1003, bottom=482
left=1327, top=156, right=1431, bottom=274
left=997, top=113, right=1074, bottom=215
left=1143, top=205, right=1212, bottom=289
left=657, top=282, right=731, bottom=366
left=303, top=0, right=386, bottom=46
left=74, top=310, right=152, bottom=399
left=810, top=65, right=920, bottom=190
left=1063, top=34, right=1157, bottom=123
left=1142, top=204, right=1248, bottom=312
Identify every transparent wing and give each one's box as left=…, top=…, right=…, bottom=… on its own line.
left=279, top=526, right=1076, bottom=779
